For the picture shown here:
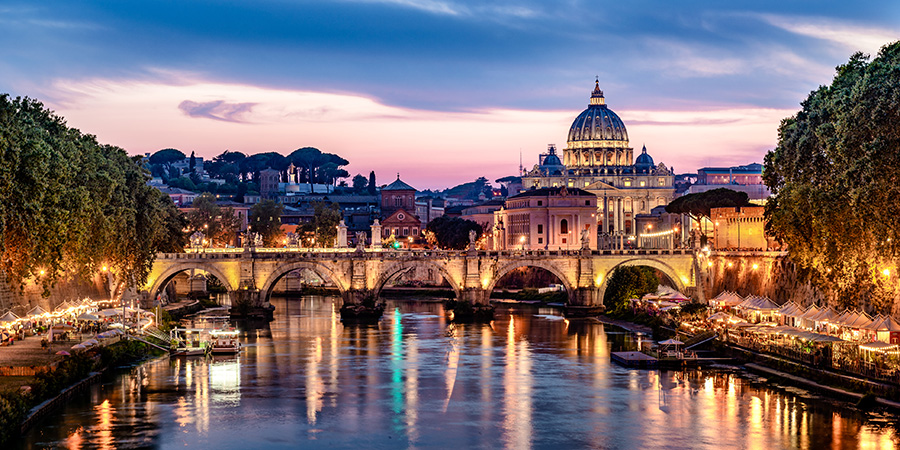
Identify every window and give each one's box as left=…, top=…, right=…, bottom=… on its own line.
left=562, top=238, right=567, bottom=244
left=397, top=213, right=405, bottom=220
left=640, top=181, right=646, bottom=187
left=537, top=224, right=543, bottom=234
left=624, top=180, right=632, bottom=187
left=384, top=228, right=390, bottom=237
left=412, top=228, right=418, bottom=235
left=538, top=238, right=543, bottom=244
left=537, top=200, right=543, bottom=206
left=658, top=177, right=665, bottom=186
left=393, top=228, right=399, bottom=236
left=567, top=181, right=574, bottom=187
left=402, top=227, right=409, bottom=236
left=394, top=197, right=402, bottom=207
left=585, top=200, right=590, bottom=206
left=560, top=219, right=569, bottom=234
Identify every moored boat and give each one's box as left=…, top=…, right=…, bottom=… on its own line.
left=170, top=328, right=210, bottom=356
left=209, top=328, right=241, bottom=354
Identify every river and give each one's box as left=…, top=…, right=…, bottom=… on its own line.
left=14, top=296, right=900, bottom=449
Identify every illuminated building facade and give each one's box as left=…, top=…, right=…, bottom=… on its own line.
left=493, top=187, right=597, bottom=251
left=521, top=80, right=676, bottom=236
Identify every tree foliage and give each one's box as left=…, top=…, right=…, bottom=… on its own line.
left=763, top=41, right=900, bottom=311
left=603, top=266, right=659, bottom=313
left=425, top=216, right=482, bottom=250
left=148, top=148, right=185, bottom=165
left=352, top=174, right=368, bottom=193
left=0, top=95, right=186, bottom=292
left=665, top=188, right=750, bottom=219
left=186, top=193, right=240, bottom=246
left=249, top=199, right=284, bottom=246
left=311, top=201, right=342, bottom=247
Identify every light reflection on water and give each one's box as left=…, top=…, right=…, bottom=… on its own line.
left=15, top=295, right=900, bottom=449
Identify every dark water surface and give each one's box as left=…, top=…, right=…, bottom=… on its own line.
left=15, top=296, right=900, bottom=449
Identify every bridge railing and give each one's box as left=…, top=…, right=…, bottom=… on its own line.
left=161, top=247, right=700, bottom=260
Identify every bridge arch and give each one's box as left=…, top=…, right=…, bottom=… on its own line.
left=147, top=262, right=237, bottom=302
left=259, top=261, right=348, bottom=303
left=600, top=257, right=687, bottom=299
left=373, top=260, right=462, bottom=298
left=486, top=261, right=576, bottom=303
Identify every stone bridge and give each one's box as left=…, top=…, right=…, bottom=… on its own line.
left=142, top=248, right=701, bottom=309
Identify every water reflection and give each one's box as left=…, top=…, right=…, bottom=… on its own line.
left=15, top=295, right=900, bottom=450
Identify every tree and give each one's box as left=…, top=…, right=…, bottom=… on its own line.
left=0, top=95, right=185, bottom=293
left=288, top=147, right=325, bottom=188
left=665, top=188, right=750, bottom=242
left=311, top=201, right=342, bottom=247
left=425, top=216, right=482, bottom=250
left=763, top=41, right=900, bottom=312
left=249, top=200, right=284, bottom=246
left=603, top=266, right=659, bottom=313
left=368, top=171, right=377, bottom=195
left=148, top=148, right=186, bottom=165
left=187, top=193, right=239, bottom=246
left=352, top=174, right=368, bottom=193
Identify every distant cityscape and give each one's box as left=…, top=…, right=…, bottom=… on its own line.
left=148, top=81, right=771, bottom=251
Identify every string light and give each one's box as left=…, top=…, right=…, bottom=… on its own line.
left=639, top=228, right=677, bottom=238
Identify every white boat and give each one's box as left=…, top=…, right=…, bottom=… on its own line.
left=209, top=328, right=241, bottom=354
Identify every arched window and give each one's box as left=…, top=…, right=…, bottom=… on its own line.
left=560, top=219, right=569, bottom=234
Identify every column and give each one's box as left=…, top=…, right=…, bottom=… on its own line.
left=612, top=198, right=619, bottom=234
left=602, top=194, right=608, bottom=234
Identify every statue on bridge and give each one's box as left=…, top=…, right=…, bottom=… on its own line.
left=355, top=231, right=367, bottom=252
left=190, top=231, right=204, bottom=249
left=581, top=228, right=590, bottom=250
left=244, top=232, right=263, bottom=248
left=468, top=229, right=477, bottom=251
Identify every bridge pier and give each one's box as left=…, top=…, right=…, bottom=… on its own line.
left=459, top=288, right=489, bottom=305
left=571, top=287, right=602, bottom=307
left=343, top=288, right=372, bottom=305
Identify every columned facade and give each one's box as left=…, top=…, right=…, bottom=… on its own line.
left=521, top=80, right=677, bottom=248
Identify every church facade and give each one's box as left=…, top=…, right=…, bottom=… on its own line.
left=521, top=81, right=676, bottom=236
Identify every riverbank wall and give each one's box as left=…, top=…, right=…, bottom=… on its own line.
left=0, top=271, right=107, bottom=315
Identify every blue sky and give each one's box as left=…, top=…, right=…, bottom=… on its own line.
left=2, top=1, right=898, bottom=188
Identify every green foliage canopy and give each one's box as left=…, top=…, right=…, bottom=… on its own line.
left=0, top=95, right=186, bottom=292
left=249, top=199, right=284, bottom=246
left=311, top=201, right=342, bottom=247
left=763, top=41, right=900, bottom=311
left=603, top=266, right=659, bottom=313
left=186, top=193, right=240, bottom=246
left=425, top=216, right=482, bottom=250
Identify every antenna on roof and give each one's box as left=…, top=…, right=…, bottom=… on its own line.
left=519, top=149, right=523, bottom=176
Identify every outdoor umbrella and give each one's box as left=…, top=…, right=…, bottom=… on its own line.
left=76, top=313, right=100, bottom=321
left=26, top=305, right=48, bottom=317
left=55, top=351, right=71, bottom=356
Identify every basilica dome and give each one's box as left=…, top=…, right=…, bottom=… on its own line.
left=634, top=145, right=655, bottom=173
left=567, top=81, right=629, bottom=145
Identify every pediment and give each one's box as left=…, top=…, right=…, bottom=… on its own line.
left=584, top=180, right=619, bottom=191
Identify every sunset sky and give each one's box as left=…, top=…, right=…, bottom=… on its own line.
left=2, top=1, right=899, bottom=189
